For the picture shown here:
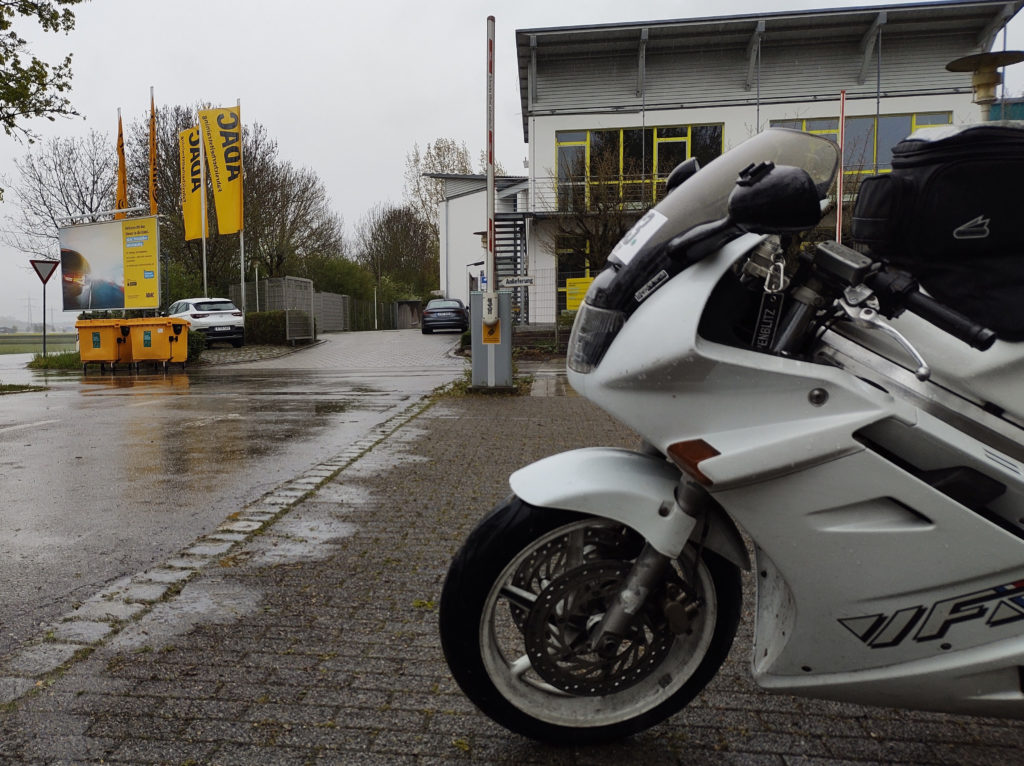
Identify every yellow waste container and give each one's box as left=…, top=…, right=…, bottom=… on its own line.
left=121, top=317, right=191, bottom=367
left=76, top=319, right=131, bottom=367
left=168, top=319, right=190, bottom=365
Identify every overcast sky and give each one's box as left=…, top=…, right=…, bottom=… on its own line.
left=2, top=0, right=1024, bottom=326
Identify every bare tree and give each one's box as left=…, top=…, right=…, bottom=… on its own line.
left=355, top=202, right=436, bottom=300
left=123, top=104, right=346, bottom=301
left=2, top=129, right=115, bottom=258
left=5, top=99, right=350, bottom=304
left=547, top=142, right=654, bottom=273
left=403, top=138, right=474, bottom=236
left=245, top=159, right=345, bottom=278
left=403, top=137, right=508, bottom=234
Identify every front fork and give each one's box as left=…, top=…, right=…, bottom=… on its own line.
left=589, top=481, right=708, bottom=653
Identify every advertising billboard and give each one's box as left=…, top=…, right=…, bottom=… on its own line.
left=58, top=217, right=160, bottom=311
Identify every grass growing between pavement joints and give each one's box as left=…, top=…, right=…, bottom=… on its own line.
left=0, top=383, right=46, bottom=395
left=444, top=367, right=534, bottom=397
left=27, top=351, right=80, bottom=370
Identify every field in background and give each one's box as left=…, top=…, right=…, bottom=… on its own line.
left=0, top=333, right=77, bottom=355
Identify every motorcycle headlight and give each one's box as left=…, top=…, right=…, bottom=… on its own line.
left=567, top=302, right=625, bottom=374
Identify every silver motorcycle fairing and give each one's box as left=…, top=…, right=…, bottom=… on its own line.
left=509, top=447, right=750, bottom=570
left=569, top=234, right=917, bottom=489
left=565, top=234, right=1024, bottom=716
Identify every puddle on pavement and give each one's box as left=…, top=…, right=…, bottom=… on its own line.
left=305, top=483, right=371, bottom=506
left=248, top=517, right=357, bottom=566
left=314, top=401, right=353, bottom=415
left=340, top=427, right=431, bottom=480
left=106, top=577, right=261, bottom=653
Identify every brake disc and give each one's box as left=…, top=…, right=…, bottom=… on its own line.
left=522, top=560, right=674, bottom=696
left=508, top=523, right=642, bottom=631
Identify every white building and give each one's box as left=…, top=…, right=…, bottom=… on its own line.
left=438, top=0, right=1022, bottom=323
left=432, top=174, right=528, bottom=307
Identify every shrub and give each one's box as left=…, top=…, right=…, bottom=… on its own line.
left=245, top=311, right=287, bottom=345
left=27, top=351, right=80, bottom=370
left=186, top=330, right=206, bottom=363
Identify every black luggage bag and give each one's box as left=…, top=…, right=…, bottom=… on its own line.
left=851, top=122, right=1024, bottom=340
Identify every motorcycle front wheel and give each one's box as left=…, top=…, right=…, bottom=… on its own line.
left=439, top=495, right=742, bottom=744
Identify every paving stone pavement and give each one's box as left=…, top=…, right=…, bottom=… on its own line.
left=3, top=378, right=1024, bottom=763
left=196, top=330, right=468, bottom=371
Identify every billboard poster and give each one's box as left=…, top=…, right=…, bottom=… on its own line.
left=58, top=217, right=160, bottom=311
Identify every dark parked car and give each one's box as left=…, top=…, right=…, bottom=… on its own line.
left=421, top=298, right=469, bottom=334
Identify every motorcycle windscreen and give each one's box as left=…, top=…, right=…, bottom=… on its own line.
left=568, top=129, right=839, bottom=372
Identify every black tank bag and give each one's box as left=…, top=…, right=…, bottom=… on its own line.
left=852, top=122, right=1024, bottom=340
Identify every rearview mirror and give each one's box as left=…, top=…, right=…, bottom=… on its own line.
left=664, top=158, right=701, bottom=195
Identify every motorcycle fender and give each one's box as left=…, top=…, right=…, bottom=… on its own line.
left=509, top=447, right=750, bottom=570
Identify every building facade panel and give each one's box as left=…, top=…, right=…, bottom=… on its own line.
left=435, top=2, right=1022, bottom=324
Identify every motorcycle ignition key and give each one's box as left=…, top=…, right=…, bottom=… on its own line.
left=752, top=254, right=787, bottom=352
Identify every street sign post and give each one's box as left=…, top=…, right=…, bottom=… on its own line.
left=499, top=276, right=535, bottom=288
left=30, top=259, right=59, bottom=357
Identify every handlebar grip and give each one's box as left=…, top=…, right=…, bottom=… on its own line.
left=903, top=291, right=997, bottom=351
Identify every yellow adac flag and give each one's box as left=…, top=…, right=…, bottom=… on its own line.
left=148, top=90, right=158, bottom=215
left=115, top=113, right=128, bottom=220
left=198, top=106, right=243, bottom=235
left=178, top=127, right=206, bottom=241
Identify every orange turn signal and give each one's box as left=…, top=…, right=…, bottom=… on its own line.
left=666, top=439, right=720, bottom=486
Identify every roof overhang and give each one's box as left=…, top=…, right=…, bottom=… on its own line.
left=515, top=0, right=1024, bottom=140
left=425, top=174, right=529, bottom=202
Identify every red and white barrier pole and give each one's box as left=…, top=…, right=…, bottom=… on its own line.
left=836, top=89, right=846, bottom=243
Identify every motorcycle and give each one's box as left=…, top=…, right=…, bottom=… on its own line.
left=439, top=124, right=1024, bottom=744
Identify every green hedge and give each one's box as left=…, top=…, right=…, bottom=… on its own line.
left=245, top=311, right=287, bottom=345
left=187, top=330, right=206, bottom=363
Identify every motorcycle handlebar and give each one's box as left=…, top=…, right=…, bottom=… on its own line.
left=865, top=270, right=997, bottom=351
left=903, top=291, right=997, bottom=351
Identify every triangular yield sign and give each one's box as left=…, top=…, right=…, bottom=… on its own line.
left=30, top=259, right=59, bottom=284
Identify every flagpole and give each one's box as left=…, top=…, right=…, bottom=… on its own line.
left=115, top=109, right=127, bottom=220
left=148, top=87, right=158, bottom=216
left=237, top=98, right=246, bottom=313
left=199, top=125, right=208, bottom=298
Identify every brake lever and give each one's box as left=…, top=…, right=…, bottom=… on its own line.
left=838, top=297, right=931, bottom=382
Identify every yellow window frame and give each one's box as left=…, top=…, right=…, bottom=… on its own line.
left=769, top=112, right=952, bottom=174
left=555, top=125, right=724, bottom=209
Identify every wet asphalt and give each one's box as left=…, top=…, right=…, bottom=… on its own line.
left=0, top=333, right=463, bottom=663
left=1, top=335, right=1024, bottom=764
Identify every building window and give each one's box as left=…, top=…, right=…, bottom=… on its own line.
left=554, top=234, right=591, bottom=313
left=770, top=112, right=952, bottom=173
left=555, top=124, right=724, bottom=210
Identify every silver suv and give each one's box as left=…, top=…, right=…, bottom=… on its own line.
left=167, top=298, right=244, bottom=347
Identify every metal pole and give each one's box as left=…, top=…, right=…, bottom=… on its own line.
left=875, top=26, right=882, bottom=162
left=41, top=280, right=47, bottom=357
left=836, top=90, right=846, bottom=243
left=480, top=15, right=498, bottom=329
left=238, top=98, right=246, bottom=314
left=756, top=37, right=761, bottom=132
left=200, top=125, right=208, bottom=298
